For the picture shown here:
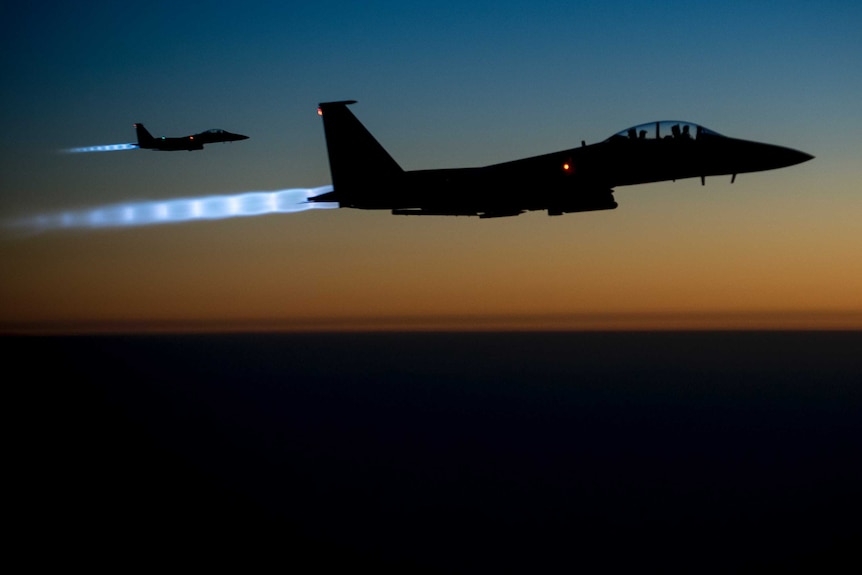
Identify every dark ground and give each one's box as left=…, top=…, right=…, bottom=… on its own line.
left=9, top=332, right=861, bottom=572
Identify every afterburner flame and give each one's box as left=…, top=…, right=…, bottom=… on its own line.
left=62, top=143, right=138, bottom=153
left=5, top=186, right=338, bottom=234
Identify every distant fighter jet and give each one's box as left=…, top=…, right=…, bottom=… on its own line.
left=133, top=123, right=249, bottom=151
left=310, top=100, right=813, bottom=217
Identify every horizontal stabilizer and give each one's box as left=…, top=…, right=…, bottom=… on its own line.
left=307, top=190, right=339, bottom=203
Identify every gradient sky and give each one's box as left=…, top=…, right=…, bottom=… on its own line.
left=2, top=1, right=861, bottom=332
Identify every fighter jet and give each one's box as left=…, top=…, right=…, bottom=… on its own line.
left=310, top=100, right=813, bottom=218
left=133, top=123, right=249, bottom=151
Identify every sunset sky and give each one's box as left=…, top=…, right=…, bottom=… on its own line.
left=2, top=1, right=860, bottom=332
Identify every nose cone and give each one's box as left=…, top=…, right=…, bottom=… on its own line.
left=782, top=147, right=814, bottom=167
left=748, top=141, right=814, bottom=171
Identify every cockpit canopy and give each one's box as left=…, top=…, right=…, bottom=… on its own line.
left=606, top=121, right=723, bottom=142
left=202, top=129, right=227, bottom=135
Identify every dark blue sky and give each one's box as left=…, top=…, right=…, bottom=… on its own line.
left=2, top=1, right=861, bottom=331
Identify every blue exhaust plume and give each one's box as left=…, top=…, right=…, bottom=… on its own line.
left=5, top=186, right=338, bottom=234
left=62, top=143, right=138, bottom=153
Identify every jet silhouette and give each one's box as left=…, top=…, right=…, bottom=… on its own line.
left=310, top=100, right=813, bottom=217
left=133, top=123, right=249, bottom=151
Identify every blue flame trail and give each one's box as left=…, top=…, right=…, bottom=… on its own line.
left=62, top=143, right=139, bottom=153
left=5, top=186, right=338, bottom=234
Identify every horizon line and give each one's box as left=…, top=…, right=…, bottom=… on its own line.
left=3, top=310, right=862, bottom=336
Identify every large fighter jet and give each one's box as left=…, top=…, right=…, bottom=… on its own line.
left=133, top=123, right=249, bottom=151
left=310, top=100, right=813, bottom=217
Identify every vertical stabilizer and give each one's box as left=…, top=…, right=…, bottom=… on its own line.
left=317, top=101, right=403, bottom=205
left=133, top=123, right=155, bottom=148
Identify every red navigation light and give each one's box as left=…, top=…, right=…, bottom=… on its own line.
left=317, top=107, right=323, bottom=116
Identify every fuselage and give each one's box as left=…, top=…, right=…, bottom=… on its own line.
left=134, top=124, right=248, bottom=151
left=341, top=122, right=812, bottom=214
